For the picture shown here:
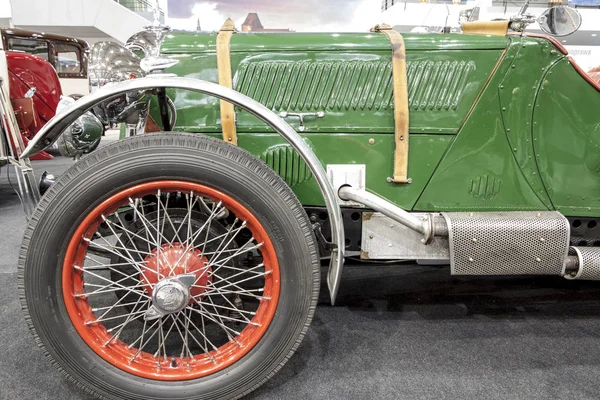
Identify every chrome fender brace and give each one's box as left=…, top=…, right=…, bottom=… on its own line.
left=20, top=77, right=346, bottom=304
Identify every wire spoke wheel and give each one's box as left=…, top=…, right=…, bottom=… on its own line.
left=20, top=133, right=319, bottom=399
left=64, top=181, right=280, bottom=380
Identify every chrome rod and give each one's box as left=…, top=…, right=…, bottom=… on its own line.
left=338, top=185, right=433, bottom=238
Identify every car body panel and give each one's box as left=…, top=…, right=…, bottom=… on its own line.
left=202, top=132, right=453, bottom=210
left=157, top=31, right=600, bottom=215
left=5, top=51, right=61, bottom=160
left=163, top=32, right=506, bottom=135
left=6, top=51, right=61, bottom=120
left=533, top=57, right=600, bottom=217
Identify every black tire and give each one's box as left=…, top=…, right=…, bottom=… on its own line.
left=19, top=132, right=320, bottom=400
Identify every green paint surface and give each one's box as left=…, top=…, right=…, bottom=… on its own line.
left=156, top=32, right=599, bottom=216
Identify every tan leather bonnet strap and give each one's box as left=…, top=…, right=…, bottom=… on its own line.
left=371, top=24, right=410, bottom=184
left=217, top=18, right=237, bottom=145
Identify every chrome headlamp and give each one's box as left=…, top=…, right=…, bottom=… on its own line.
left=85, top=16, right=178, bottom=135
left=55, top=96, right=104, bottom=159
left=126, top=24, right=179, bottom=74
left=88, top=41, right=144, bottom=92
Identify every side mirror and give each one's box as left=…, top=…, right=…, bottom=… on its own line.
left=538, top=6, right=581, bottom=37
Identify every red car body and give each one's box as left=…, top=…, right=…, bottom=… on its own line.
left=6, top=51, right=62, bottom=160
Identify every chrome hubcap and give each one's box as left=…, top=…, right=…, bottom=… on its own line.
left=145, top=274, right=196, bottom=320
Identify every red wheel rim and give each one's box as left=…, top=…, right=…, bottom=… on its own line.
left=62, top=181, right=280, bottom=380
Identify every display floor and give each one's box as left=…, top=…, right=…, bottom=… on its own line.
left=2, top=144, right=600, bottom=400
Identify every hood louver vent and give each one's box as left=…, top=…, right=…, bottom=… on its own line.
left=260, top=145, right=312, bottom=187
left=235, top=59, right=474, bottom=112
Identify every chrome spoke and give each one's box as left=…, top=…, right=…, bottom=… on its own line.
left=113, top=213, right=155, bottom=252
left=188, top=302, right=242, bottom=337
left=207, top=261, right=266, bottom=276
left=202, top=288, right=268, bottom=301
left=169, top=201, right=224, bottom=269
left=76, top=265, right=151, bottom=299
left=203, top=219, right=245, bottom=267
left=192, top=298, right=259, bottom=326
left=175, top=313, right=216, bottom=359
left=199, top=199, right=220, bottom=256
left=195, top=297, right=255, bottom=317
left=84, top=236, right=162, bottom=280
left=158, top=192, right=185, bottom=246
left=204, top=264, right=268, bottom=294
left=87, top=309, right=147, bottom=325
left=106, top=298, right=150, bottom=341
left=71, top=186, right=274, bottom=370
left=127, top=197, right=172, bottom=251
left=208, top=241, right=263, bottom=276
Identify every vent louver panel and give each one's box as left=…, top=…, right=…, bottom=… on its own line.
left=235, top=60, right=474, bottom=112
left=260, top=145, right=312, bottom=187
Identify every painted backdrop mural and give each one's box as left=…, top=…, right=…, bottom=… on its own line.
left=164, top=0, right=381, bottom=32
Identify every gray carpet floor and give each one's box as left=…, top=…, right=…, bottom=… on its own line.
left=2, top=141, right=600, bottom=399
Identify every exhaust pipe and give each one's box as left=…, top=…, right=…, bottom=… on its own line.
left=338, top=185, right=447, bottom=243
left=564, top=247, right=600, bottom=280
left=339, top=185, right=600, bottom=281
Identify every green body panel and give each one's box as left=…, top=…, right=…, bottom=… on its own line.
left=205, top=133, right=453, bottom=209
left=415, top=36, right=560, bottom=211
left=164, top=32, right=505, bottom=135
left=158, top=31, right=599, bottom=215
left=162, top=32, right=510, bottom=54
left=533, top=58, right=600, bottom=216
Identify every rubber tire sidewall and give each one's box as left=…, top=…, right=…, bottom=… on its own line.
left=19, top=133, right=319, bottom=400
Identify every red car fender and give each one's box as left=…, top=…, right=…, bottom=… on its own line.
left=6, top=51, right=62, bottom=160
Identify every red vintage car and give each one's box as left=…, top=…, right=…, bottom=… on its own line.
left=0, top=30, right=78, bottom=214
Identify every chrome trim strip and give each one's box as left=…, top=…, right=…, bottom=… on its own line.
left=21, top=76, right=346, bottom=303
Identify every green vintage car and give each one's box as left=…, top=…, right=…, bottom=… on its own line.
left=16, top=4, right=600, bottom=400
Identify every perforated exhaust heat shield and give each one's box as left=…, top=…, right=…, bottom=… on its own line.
left=442, top=212, right=570, bottom=276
